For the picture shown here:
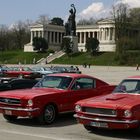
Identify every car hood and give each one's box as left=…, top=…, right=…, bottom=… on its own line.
left=0, top=88, right=65, bottom=99
left=80, top=93, right=140, bottom=110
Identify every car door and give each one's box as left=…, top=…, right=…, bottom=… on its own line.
left=68, top=77, right=98, bottom=110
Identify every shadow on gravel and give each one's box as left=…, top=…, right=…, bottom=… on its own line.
left=88, top=128, right=140, bottom=140
left=5, top=113, right=77, bottom=127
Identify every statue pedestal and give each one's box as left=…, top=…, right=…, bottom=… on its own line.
left=63, top=36, right=78, bottom=53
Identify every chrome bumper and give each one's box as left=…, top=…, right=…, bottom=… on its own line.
left=74, top=114, right=139, bottom=124
left=0, top=106, right=39, bottom=112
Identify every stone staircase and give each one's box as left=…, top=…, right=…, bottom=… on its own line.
left=36, top=50, right=65, bottom=64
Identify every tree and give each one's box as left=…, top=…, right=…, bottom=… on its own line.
left=50, top=17, right=64, bottom=26
left=111, top=3, right=130, bottom=63
left=112, top=3, right=129, bottom=40
left=61, top=38, right=73, bottom=56
left=37, top=15, right=50, bottom=25
left=129, top=8, right=140, bottom=26
left=112, top=3, right=140, bottom=64
left=85, top=37, right=99, bottom=55
left=0, top=25, right=9, bottom=51
left=11, top=21, right=30, bottom=49
left=33, top=37, right=48, bottom=52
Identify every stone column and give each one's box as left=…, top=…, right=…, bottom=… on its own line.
left=108, top=28, right=111, bottom=40
left=30, top=31, right=33, bottom=43
left=104, top=28, right=107, bottom=40
left=112, top=27, right=115, bottom=40
left=103, top=28, right=105, bottom=41
left=84, top=32, right=86, bottom=44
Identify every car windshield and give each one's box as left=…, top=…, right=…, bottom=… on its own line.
left=34, top=76, right=72, bottom=89
left=113, top=79, right=140, bottom=94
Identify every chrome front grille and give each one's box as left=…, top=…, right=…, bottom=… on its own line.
left=0, top=97, right=21, bottom=105
left=83, top=107, right=117, bottom=117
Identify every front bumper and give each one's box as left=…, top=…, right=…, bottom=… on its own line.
left=0, top=106, right=40, bottom=117
left=74, top=114, right=139, bottom=129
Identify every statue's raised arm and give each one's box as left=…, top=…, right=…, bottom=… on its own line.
left=71, top=4, right=76, bottom=14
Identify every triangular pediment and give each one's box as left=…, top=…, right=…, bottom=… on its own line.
left=97, top=19, right=114, bottom=24
left=30, top=23, right=44, bottom=28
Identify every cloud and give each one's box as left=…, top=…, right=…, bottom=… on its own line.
left=77, top=2, right=111, bottom=20
left=77, top=0, right=140, bottom=21
left=116, top=0, right=140, bottom=8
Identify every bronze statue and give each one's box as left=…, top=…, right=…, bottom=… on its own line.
left=65, top=4, right=76, bottom=36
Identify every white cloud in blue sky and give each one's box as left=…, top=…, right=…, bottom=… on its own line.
left=78, top=2, right=104, bottom=18
left=77, top=2, right=110, bottom=20
left=117, top=0, right=140, bottom=8
left=77, top=0, right=140, bottom=21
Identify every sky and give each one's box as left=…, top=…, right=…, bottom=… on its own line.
left=0, top=0, right=140, bottom=26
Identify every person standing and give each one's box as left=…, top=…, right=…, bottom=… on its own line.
left=136, top=64, right=139, bottom=70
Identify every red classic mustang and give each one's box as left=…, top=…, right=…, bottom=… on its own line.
left=3, top=66, right=41, bottom=78
left=74, top=76, right=140, bottom=131
left=0, top=73, right=114, bottom=124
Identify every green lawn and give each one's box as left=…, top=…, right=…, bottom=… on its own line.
left=0, top=50, right=48, bottom=64
left=0, top=50, right=139, bottom=66
left=52, top=52, right=118, bottom=66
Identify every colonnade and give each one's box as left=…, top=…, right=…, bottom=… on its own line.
left=77, top=31, right=99, bottom=44
left=30, top=30, right=64, bottom=44
left=77, top=27, right=115, bottom=44
left=99, top=27, right=115, bottom=41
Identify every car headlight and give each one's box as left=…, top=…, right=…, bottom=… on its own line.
left=28, top=99, right=33, bottom=106
left=75, top=105, right=82, bottom=112
left=124, top=110, right=132, bottom=118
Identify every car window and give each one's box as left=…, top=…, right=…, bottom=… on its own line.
left=23, top=67, right=32, bottom=71
left=113, top=79, right=140, bottom=94
left=35, top=76, right=72, bottom=89
left=10, top=80, right=37, bottom=89
left=71, top=78, right=95, bottom=90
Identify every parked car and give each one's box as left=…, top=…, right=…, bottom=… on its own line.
left=31, top=66, right=57, bottom=76
left=64, top=66, right=82, bottom=74
left=0, top=78, right=38, bottom=91
left=52, top=66, right=81, bottom=74
left=74, top=75, right=140, bottom=132
left=0, top=73, right=115, bottom=124
left=3, top=66, right=42, bottom=79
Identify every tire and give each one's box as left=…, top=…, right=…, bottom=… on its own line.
left=3, top=114, right=17, bottom=122
left=38, top=104, right=56, bottom=124
left=84, top=125, right=94, bottom=131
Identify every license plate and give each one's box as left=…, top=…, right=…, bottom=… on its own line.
left=90, top=122, right=108, bottom=128
left=4, top=110, right=12, bottom=115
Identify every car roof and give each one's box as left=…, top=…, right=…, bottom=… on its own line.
left=48, top=73, right=94, bottom=79
left=126, top=75, right=140, bottom=80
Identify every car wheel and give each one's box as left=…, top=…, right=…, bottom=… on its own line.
left=38, top=104, right=56, bottom=124
left=84, top=125, right=94, bottom=131
left=3, top=114, right=17, bottom=122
